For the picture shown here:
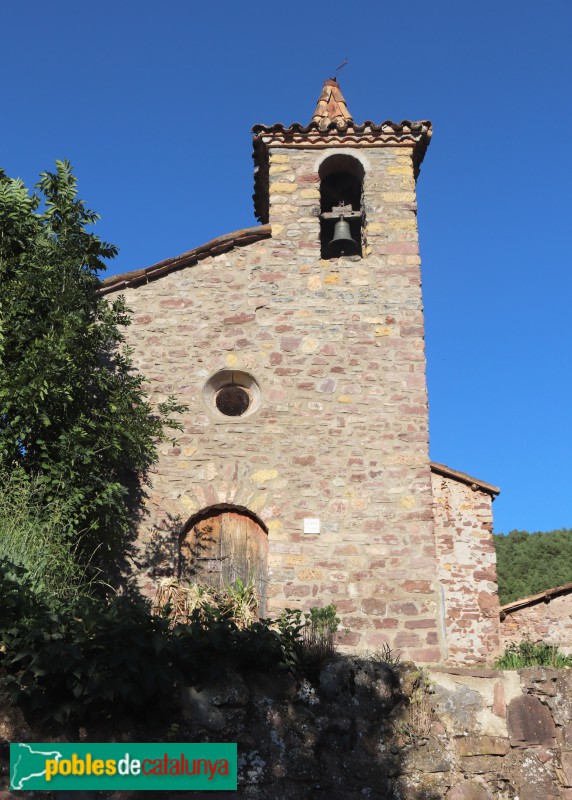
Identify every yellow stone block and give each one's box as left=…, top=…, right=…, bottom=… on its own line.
left=180, top=496, right=198, bottom=511
left=398, top=177, right=416, bottom=190
left=400, top=495, right=416, bottom=509
left=285, top=555, right=307, bottom=566
left=269, top=164, right=293, bottom=175
left=226, top=353, right=239, bottom=367
left=272, top=224, right=285, bottom=236
left=183, top=447, right=198, bottom=456
left=300, top=188, right=320, bottom=199
left=270, top=182, right=297, bottom=194
left=337, top=395, right=353, bottom=403
left=270, top=154, right=290, bottom=164
left=443, top=563, right=452, bottom=571
left=320, top=259, right=331, bottom=268
left=387, top=165, right=412, bottom=175
left=177, top=461, right=190, bottom=469
left=307, top=275, right=321, bottom=290
left=375, top=326, right=392, bottom=336
left=381, top=192, right=416, bottom=203
left=268, top=519, right=284, bottom=534
left=301, top=337, right=319, bottom=353
left=324, top=273, right=340, bottom=285
left=251, top=469, right=279, bottom=483
left=387, top=218, right=417, bottom=230
left=366, top=223, right=384, bottom=233
left=298, top=569, right=323, bottom=581
left=249, top=494, right=267, bottom=513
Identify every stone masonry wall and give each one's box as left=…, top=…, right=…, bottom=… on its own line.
left=107, top=141, right=444, bottom=662
left=2, top=663, right=572, bottom=799
left=432, top=473, right=500, bottom=665
left=501, top=594, right=572, bottom=655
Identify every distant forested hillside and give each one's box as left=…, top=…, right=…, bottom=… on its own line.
left=494, top=529, right=572, bottom=605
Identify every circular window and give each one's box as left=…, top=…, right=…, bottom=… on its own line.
left=215, top=385, right=250, bottom=416
left=203, top=370, right=261, bottom=420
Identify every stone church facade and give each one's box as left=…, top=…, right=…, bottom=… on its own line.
left=101, top=80, right=501, bottom=665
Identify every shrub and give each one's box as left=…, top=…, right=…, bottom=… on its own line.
left=494, top=638, right=572, bottom=669
left=0, top=470, right=92, bottom=599
left=0, top=563, right=315, bottom=725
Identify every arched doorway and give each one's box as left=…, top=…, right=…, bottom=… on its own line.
left=179, top=508, right=268, bottom=615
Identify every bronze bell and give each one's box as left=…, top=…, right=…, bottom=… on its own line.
left=329, top=217, right=359, bottom=257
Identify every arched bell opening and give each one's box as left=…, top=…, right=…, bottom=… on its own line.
left=178, top=505, right=269, bottom=617
left=319, top=154, right=365, bottom=259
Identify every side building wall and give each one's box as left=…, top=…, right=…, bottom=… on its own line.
left=432, top=470, right=501, bottom=664
left=501, top=593, right=572, bottom=655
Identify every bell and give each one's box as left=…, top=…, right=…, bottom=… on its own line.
left=329, top=217, right=359, bottom=257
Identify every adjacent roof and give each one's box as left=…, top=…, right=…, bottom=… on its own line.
left=430, top=462, right=501, bottom=497
left=98, top=225, right=271, bottom=295
left=500, top=582, right=572, bottom=616
left=252, top=78, right=432, bottom=223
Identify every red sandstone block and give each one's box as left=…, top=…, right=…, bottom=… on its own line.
left=399, top=580, right=432, bottom=594
left=353, top=570, right=375, bottom=581
left=362, top=599, right=387, bottom=616
left=415, top=647, right=441, bottom=663
left=363, top=632, right=391, bottom=648
left=159, top=299, right=192, bottom=308
left=334, top=600, right=358, bottom=614
left=259, top=272, right=287, bottom=281
left=223, top=313, right=255, bottom=325
left=336, top=630, right=361, bottom=647
left=341, top=616, right=373, bottom=631
left=395, top=632, right=421, bottom=647
left=388, top=602, right=418, bottom=616
left=404, top=619, right=436, bottom=629
left=283, top=584, right=311, bottom=598
left=473, top=569, right=496, bottom=581
left=384, top=243, right=419, bottom=254
left=373, top=618, right=399, bottom=629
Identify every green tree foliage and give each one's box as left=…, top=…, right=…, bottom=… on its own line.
left=0, top=469, right=88, bottom=598
left=0, top=162, right=183, bottom=572
left=494, top=528, right=572, bottom=604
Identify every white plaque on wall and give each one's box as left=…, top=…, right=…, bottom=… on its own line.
left=303, top=518, right=320, bottom=534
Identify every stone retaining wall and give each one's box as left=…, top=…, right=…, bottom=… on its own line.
left=2, top=663, right=571, bottom=799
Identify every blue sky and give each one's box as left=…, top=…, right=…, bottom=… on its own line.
left=3, top=1, right=571, bottom=534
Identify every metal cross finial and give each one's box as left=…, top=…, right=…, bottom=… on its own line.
left=334, top=58, right=348, bottom=81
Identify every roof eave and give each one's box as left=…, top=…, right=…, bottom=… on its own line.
left=430, top=461, right=501, bottom=497
left=98, top=225, right=272, bottom=295
left=500, top=581, right=572, bottom=616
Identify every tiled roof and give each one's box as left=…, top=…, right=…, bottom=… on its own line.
left=252, top=78, right=432, bottom=223
left=430, top=462, right=501, bottom=497
left=500, top=581, right=572, bottom=616
left=98, top=225, right=271, bottom=295
left=311, top=78, right=353, bottom=129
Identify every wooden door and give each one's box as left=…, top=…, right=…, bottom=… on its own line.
left=179, top=511, right=268, bottom=615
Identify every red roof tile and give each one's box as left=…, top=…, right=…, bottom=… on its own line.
left=252, top=79, right=432, bottom=223
left=98, top=225, right=271, bottom=295
left=430, top=462, right=500, bottom=497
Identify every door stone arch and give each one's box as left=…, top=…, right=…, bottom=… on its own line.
left=179, top=506, right=268, bottom=615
